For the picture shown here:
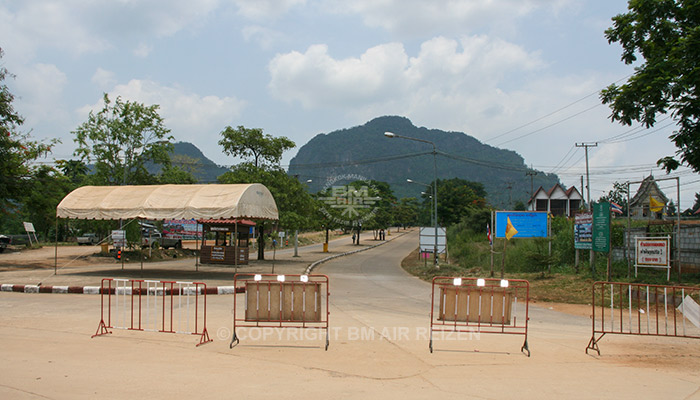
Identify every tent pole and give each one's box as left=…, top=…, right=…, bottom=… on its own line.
left=195, top=221, right=199, bottom=271
left=140, top=218, right=144, bottom=276
left=54, top=218, right=59, bottom=275
left=234, top=221, right=238, bottom=275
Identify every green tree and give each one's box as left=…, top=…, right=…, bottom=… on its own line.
left=218, top=126, right=295, bottom=168
left=427, top=178, right=487, bottom=226
left=55, top=159, right=89, bottom=185
left=0, top=49, right=57, bottom=214
left=20, top=166, right=73, bottom=240
left=73, top=93, right=173, bottom=185
left=601, top=0, right=700, bottom=172
left=598, top=181, right=629, bottom=213
left=217, top=127, right=305, bottom=259
left=218, top=164, right=314, bottom=259
left=394, top=197, right=420, bottom=228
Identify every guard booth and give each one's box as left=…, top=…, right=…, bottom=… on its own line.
left=198, top=219, right=255, bottom=265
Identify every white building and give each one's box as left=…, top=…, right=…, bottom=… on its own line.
left=527, top=184, right=583, bottom=217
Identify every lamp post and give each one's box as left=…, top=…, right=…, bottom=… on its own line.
left=385, top=131, right=439, bottom=266
left=408, top=179, right=434, bottom=226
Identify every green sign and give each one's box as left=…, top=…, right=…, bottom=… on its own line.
left=592, top=202, right=610, bottom=253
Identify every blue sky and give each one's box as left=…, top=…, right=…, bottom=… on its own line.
left=2, top=0, right=698, bottom=208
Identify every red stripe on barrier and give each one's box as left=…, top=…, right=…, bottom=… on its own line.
left=586, top=281, right=700, bottom=355
left=429, top=276, right=530, bottom=356
left=39, top=286, right=53, bottom=293
left=91, top=278, right=212, bottom=347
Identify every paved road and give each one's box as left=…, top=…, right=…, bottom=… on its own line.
left=1, top=229, right=699, bottom=399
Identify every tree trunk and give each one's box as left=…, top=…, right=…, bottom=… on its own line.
left=257, top=222, right=265, bottom=260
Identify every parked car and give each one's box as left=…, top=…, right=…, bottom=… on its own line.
left=77, top=233, right=99, bottom=245
left=0, top=235, right=10, bottom=253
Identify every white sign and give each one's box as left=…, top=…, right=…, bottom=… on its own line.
left=278, top=231, right=286, bottom=238
left=23, top=222, right=35, bottom=233
left=635, top=237, right=669, bottom=266
left=112, top=230, right=126, bottom=247
left=419, top=227, right=446, bottom=253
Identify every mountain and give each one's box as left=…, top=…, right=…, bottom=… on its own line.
left=287, top=116, right=560, bottom=208
left=145, top=141, right=229, bottom=183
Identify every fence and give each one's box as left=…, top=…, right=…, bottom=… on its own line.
left=586, top=281, right=700, bottom=355
left=92, top=278, right=212, bottom=347
left=230, top=274, right=330, bottom=350
left=429, top=277, right=530, bottom=356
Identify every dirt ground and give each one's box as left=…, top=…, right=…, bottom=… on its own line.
left=1, top=230, right=700, bottom=399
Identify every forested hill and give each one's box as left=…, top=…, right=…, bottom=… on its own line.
left=288, top=116, right=560, bottom=207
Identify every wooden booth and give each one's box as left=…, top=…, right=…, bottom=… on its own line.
left=198, top=219, right=255, bottom=265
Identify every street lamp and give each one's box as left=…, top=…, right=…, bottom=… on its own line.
left=408, top=179, right=434, bottom=226
left=385, top=131, right=439, bottom=267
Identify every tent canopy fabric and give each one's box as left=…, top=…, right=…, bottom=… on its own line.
left=56, top=183, right=279, bottom=221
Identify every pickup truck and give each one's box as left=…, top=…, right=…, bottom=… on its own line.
left=141, top=231, right=182, bottom=249
left=77, top=233, right=99, bottom=245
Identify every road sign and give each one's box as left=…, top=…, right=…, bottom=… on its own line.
left=592, top=202, right=610, bottom=253
left=419, top=227, right=446, bottom=253
left=112, top=230, right=126, bottom=248
left=494, top=211, right=548, bottom=239
left=574, top=212, right=592, bottom=250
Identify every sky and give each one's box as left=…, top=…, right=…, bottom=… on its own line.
left=1, top=0, right=698, bottom=209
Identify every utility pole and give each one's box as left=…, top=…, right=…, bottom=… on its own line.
left=576, top=142, right=597, bottom=277
left=526, top=169, right=537, bottom=198
left=506, top=181, right=513, bottom=209
left=576, top=143, right=597, bottom=211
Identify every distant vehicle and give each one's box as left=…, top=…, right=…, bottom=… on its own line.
left=0, top=235, right=10, bottom=253
left=77, top=233, right=99, bottom=245
left=141, top=231, right=182, bottom=249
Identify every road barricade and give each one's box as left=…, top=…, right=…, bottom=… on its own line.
left=586, top=281, right=700, bottom=355
left=230, top=274, right=330, bottom=350
left=92, top=278, right=212, bottom=346
left=429, top=277, right=530, bottom=356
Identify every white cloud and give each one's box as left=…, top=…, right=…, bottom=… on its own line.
left=324, top=0, right=573, bottom=36
left=233, top=0, right=306, bottom=20
left=268, top=36, right=543, bottom=113
left=78, top=79, right=246, bottom=146
left=242, top=25, right=286, bottom=49
left=133, top=43, right=153, bottom=58
left=14, top=63, right=69, bottom=127
left=0, top=0, right=221, bottom=57
left=91, top=68, right=117, bottom=90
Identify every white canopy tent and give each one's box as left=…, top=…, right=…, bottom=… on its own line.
left=56, top=183, right=278, bottom=221
left=53, top=183, right=278, bottom=274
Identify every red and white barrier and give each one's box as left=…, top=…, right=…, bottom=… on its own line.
left=92, top=278, right=212, bottom=346
left=586, top=281, right=700, bottom=355
left=429, top=277, right=530, bottom=356
left=230, top=273, right=330, bottom=350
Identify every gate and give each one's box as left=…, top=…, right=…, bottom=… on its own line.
left=430, top=277, right=530, bottom=356
left=586, top=281, right=700, bottom=355
left=230, top=274, right=330, bottom=350
left=92, top=278, right=212, bottom=346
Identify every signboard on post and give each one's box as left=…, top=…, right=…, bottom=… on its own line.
left=419, top=227, right=446, bottom=253
left=574, top=212, right=592, bottom=250
left=635, top=236, right=671, bottom=279
left=111, top=230, right=126, bottom=248
left=592, top=202, right=610, bottom=253
left=494, top=212, right=548, bottom=239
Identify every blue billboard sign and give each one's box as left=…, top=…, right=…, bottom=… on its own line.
left=494, top=211, right=548, bottom=239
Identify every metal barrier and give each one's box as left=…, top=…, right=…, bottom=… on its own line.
left=92, top=278, right=212, bottom=347
left=586, top=281, right=700, bottom=355
left=430, top=277, right=530, bottom=356
left=230, top=274, right=330, bottom=350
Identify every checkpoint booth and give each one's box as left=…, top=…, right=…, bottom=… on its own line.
left=198, top=219, right=255, bottom=265
left=55, top=183, right=279, bottom=272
